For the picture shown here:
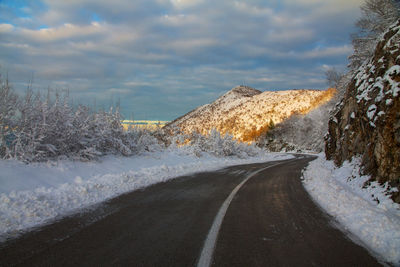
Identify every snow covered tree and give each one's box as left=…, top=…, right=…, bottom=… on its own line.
left=0, top=75, right=18, bottom=158
left=260, top=98, right=338, bottom=152
left=1, top=78, right=145, bottom=161
left=187, top=128, right=259, bottom=157
left=325, top=68, right=344, bottom=88
left=349, top=0, right=400, bottom=70
left=1, top=75, right=262, bottom=162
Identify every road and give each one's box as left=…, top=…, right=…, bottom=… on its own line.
left=0, top=156, right=381, bottom=266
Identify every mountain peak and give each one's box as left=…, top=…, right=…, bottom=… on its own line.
left=228, top=85, right=262, bottom=97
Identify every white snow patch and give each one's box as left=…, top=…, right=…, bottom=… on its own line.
left=386, top=99, right=393, bottom=105
left=0, top=150, right=292, bottom=240
left=384, top=66, right=400, bottom=97
left=386, top=65, right=400, bottom=76
left=367, top=104, right=377, bottom=120
left=303, top=155, right=400, bottom=265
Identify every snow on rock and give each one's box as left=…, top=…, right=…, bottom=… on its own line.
left=0, top=150, right=292, bottom=240
left=367, top=104, right=377, bottom=120
left=325, top=20, right=400, bottom=199
left=303, top=155, right=400, bottom=265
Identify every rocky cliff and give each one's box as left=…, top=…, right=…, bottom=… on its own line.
left=325, top=20, right=400, bottom=202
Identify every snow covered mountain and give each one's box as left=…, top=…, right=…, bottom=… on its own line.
left=165, top=85, right=335, bottom=142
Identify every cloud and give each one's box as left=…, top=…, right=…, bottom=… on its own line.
left=301, top=45, right=353, bottom=59
left=170, top=0, right=203, bottom=9
left=123, top=81, right=154, bottom=87
left=19, top=22, right=104, bottom=42
left=233, top=2, right=274, bottom=17
left=283, top=0, right=362, bottom=10
left=165, top=38, right=220, bottom=54
left=0, top=23, right=14, bottom=33
left=107, top=88, right=131, bottom=94
left=1, top=0, right=363, bottom=120
left=160, top=14, right=200, bottom=27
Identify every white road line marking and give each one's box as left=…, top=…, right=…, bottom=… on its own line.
left=197, top=161, right=290, bottom=267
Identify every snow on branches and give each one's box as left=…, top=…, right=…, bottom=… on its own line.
left=0, top=78, right=164, bottom=162
left=0, top=76, right=260, bottom=162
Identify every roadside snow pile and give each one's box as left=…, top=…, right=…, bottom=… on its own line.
left=302, top=155, right=400, bottom=265
left=0, top=150, right=292, bottom=241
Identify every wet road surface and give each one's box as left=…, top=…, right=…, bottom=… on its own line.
left=0, top=156, right=381, bottom=266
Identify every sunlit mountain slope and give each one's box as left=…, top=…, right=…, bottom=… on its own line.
left=166, top=86, right=335, bottom=142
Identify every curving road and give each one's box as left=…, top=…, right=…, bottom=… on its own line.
left=0, top=156, right=381, bottom=266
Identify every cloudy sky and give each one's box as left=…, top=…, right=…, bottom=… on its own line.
left=0, top=0, right=363, bottom=120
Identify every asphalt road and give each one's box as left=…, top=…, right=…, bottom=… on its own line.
left=0, top=156, right=381, bottom=266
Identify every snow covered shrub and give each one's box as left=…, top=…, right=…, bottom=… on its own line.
left=125, top=127, right=163, bottom=154
left=1, top=77, right=260, bottom=162
left=0, top=78, right=164, bottom=162
left=86, top=109, right=132, bottom=157
left=188, top=129, right=259, bottom=158
left=0, top=75, right=19, bottom=158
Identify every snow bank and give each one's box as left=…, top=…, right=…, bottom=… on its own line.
left=302, top=155, right=400, bottom=265
left=0, top=150, right=292, bottom=241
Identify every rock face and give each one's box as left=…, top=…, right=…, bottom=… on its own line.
left=325, top=20, right=400, bottom=202
left=166, top=85, right=335, bottom=142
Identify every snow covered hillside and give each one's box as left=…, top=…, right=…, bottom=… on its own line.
left=258, top=100, right=336, bottom=152
left=165, top=86, right=335, bottom=143
left=0, top=149, right=292, bottom=241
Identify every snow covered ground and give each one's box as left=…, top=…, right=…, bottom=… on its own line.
left=0, top=149, right=292, bottom=241
left=302, top=155, right=400, bottom=265
left=3, top=149, right=398, bottom=265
